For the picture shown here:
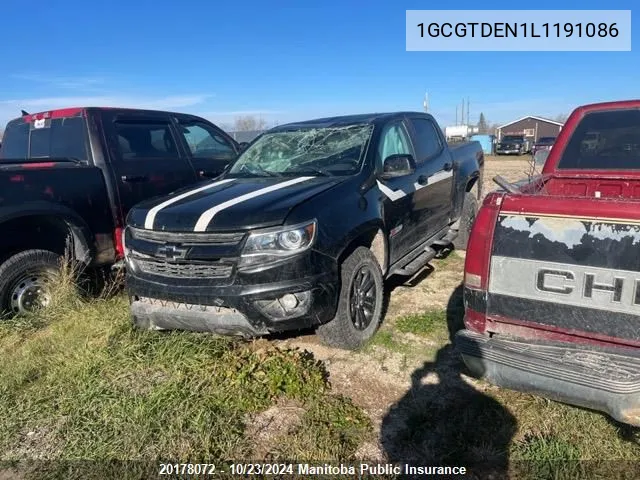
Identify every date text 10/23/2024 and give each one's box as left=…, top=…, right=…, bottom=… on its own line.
left=158, top=463, right=469, bottom=476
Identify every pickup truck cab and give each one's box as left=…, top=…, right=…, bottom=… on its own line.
left=0, top=107, right=241, bottom=316
left=123, top=112, right=484, bottom=349
left=456, top=100, right=640, bottom=426
left=531, top=136, right=556, bottom=157
left=496, top=134, right=528, bottom=155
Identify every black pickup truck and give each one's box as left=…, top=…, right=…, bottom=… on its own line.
left=124, top=112, right=484, bottom=349
left=0, top=107, right=242, bottom=315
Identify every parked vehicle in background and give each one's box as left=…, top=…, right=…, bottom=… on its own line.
left=455, top=99, right=640, bottom=426
left=581, top=131, right=601, bottom=152
left=531, top=136, right=556, bottom=157
left=495, top=134, right=528, bottom=155
left=0, top=107, right=241, bottom=316
left=123, top=112, right=484, bottom=350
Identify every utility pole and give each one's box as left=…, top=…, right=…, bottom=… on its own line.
left=423, top=92, right=429, bottom=113
left=467, top=97, right=470, bottom=126
left=461, top=99, right=465, bottom=126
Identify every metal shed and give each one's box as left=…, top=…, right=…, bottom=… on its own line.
left=497, top=116, right=564, bottom=143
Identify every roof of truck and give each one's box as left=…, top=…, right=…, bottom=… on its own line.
left=14, top=106, right=201, bottom=124
left=271, top=111, right=432, bottom=131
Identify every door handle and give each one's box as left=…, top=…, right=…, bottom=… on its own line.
left=417, top=175, right=429, bottom=186
left=443, top=162, right=453, bottom=171
left=121, top=175, right=148, bottom=182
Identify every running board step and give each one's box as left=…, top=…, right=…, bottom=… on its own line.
left=432, top=229, right=459, bottom=246
left=391, top=246, right=437, bottom=277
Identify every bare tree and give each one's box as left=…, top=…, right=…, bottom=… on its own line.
left=233, top=115, right=268, bottom=132
left=554, top=113, right=569, bottom=123
left=487, top=123, right=501, bottom=135
left=218, top=122, right=233, bottom=133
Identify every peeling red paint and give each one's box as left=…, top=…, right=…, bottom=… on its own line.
left=21, top=162, right=56, bottom=169
left=23, top=107, right=84, bottom=123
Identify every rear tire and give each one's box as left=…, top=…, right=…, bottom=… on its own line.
left=0, top=250, right=62, bottom=317
left=316, top=247, right=384, bottom=350
left=453, top=192, right=479, bottom=251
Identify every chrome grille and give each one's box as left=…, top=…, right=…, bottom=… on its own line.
left=135, top=258, right=233, bottom=279
left=130, top=227, right=245, bottom=245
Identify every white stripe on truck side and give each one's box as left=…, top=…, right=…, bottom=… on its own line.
left=193, top=176, right=316, bottom=232
left=143, top=178, right=235, bottom=230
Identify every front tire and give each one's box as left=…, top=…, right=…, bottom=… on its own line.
left=316, top=247, right=384, bottom=350
left=0, top=250, right=61, bottom=317
left=453, top=192, right=479, bottom=251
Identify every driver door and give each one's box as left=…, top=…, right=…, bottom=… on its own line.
left=375, top=119, right=420, bottom=265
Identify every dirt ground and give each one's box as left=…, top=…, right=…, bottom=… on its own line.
left=273, top=156, right=533, bottom=462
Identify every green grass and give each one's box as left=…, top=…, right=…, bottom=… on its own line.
left=366, top=330, right=409, bottom=353
left=395, top=309, right=447, bottom=337
left=0, top=269, right=371, bottom=479
left=378, top=299, right=640, bottom=478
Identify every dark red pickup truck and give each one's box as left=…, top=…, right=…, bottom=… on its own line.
left=0, top=107, right=242, bottom=316
left=456, top=100, right=640, bottom=426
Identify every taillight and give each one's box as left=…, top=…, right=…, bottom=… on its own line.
left=114, top=227, right=125, bottom=259
left=463, top=192, right=503, bottom=291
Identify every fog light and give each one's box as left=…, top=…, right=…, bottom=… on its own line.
left=280, top=294, right=298, bottom=310
left=253, top=290, right=312, bottom=320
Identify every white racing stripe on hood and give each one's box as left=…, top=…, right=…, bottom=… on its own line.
left=193, top=176, right=316, bottom=232
left=144, top=178, right=235, bottom=229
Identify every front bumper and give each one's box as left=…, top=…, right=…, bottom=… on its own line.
left=455, top=329, right=640, bottom=426
left=126, top=252, right=340, bottom=337
left=495, top=149, right=522, bottom=154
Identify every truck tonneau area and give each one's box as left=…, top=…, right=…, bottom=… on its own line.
left=456, top=329, right=640, bottom=426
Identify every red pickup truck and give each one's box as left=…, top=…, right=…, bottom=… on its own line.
left=456, top=100, right=640, bottom=426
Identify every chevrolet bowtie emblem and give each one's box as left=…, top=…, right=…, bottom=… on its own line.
left=156, top=244, right=188, bottom=261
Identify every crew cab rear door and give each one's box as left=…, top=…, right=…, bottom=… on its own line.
left=172, top=114, right=239, bottom=180
left=99, top=110, right=198, bottom=224
left=406, top=115, right=454, bottom=239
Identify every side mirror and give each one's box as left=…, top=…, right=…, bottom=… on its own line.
left=238, top=142, right=249, bottom=152
left=380, top=154, right=416, bottom=179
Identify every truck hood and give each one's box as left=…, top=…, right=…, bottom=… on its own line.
left=128, top=175, right=344, bottom=232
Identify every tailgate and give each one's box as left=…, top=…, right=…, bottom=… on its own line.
left=487, top=194, right=640, bottom=344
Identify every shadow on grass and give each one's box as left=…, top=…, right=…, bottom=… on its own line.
left=380, top=283, right=517, bottom=479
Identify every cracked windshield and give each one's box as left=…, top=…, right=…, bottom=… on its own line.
left=229, top=124, right=373, bottom=177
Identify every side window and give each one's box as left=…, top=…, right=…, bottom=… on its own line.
left=410, top=118, right=443, bottom=162
left=114, top=121, right=178, bottom=160
left=377, top=122, right=412, bottom=168
left=178, top=122, right=236, bottom=160
left=1, top=122, right=30, bottom=160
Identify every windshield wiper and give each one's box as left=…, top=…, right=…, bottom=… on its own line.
left=290, top=166, right=334, bottom=176
left=240, top=164, right=282, bottom=177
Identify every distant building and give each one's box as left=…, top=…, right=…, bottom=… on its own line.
left=496, top=116, right=564, bottom=143
left=227, top=130, right=265, bottom=143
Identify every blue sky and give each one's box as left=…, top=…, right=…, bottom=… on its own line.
left=0, top=1, right=636, bottom=130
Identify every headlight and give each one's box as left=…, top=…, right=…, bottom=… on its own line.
left=239, top=220, right=317, bottom=268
